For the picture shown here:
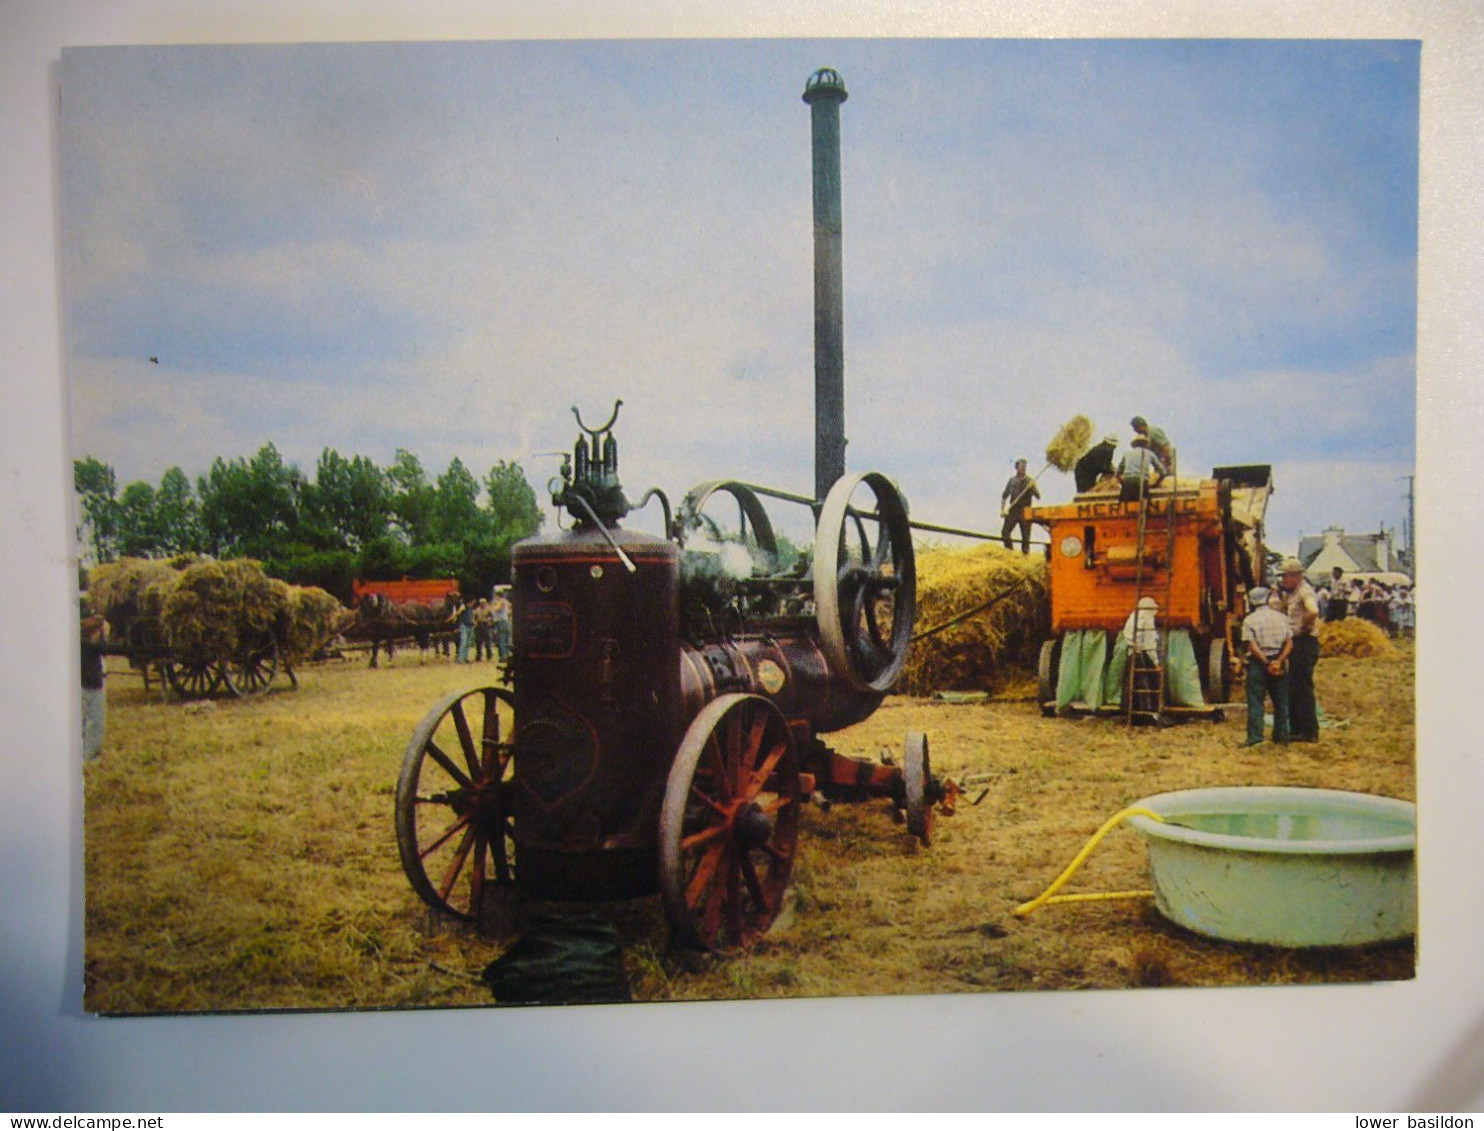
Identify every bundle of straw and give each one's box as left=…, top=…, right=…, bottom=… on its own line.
left=162, top=559, right=289, bottom=661
left=898, top=542, right=1050, bottom=697
left=87, top=557, right=184, bottom=637
left=277, top=586, right=354, bottom=664
left=1319, top=618, right=1397, bottom=659
left=1044, top=414, right=1095, bottom=472
left=1005, top=415, right=1097, bottom=512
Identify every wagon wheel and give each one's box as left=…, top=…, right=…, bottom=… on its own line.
left=395, top=686, right=517, bottom=922
left=163, top=657, right=222, bottom=700
left=660, top=693, right=800, bottom=952
left=222, top=633, right=279, bottom=698
left=813, top=471, right=916, bottom=692
left=1037, top=637, right=1061, bottom=717
left=903, top=731, right=933, bottom=845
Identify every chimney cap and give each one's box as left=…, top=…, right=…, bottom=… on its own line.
left=803, top=68, right=848, bottom=104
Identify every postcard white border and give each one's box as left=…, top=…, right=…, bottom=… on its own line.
left=3, top=0, right=1479, bottom=1112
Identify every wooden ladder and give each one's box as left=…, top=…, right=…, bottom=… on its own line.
left=1126, top=449, right=1179, bottom=725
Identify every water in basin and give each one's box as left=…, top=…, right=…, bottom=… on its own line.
left=1167, top=809, right=1414, bottom=842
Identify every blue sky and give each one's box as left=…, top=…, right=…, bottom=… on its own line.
left=60, top=38, right=1419, bottom=554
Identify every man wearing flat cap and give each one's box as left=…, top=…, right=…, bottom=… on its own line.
left=1278, top=556, right=1322, bottom=742
left=1117, top=436, right=1165, bottom=502
left=1240, top=587, right=1292, bottom=747
left=1000, top=458, right=1040, bottom=554
left=1130, top=415, right=1173, bottom=470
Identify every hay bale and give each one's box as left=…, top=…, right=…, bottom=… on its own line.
left=899, top=542, right=1050, bottom=697
left=278, top=586, right=353, bottom=664
left=1319, top=618, right=1397, bottom=659
left=162, top=558, right=288, bottom=661
left=1045, top=415, right=1094, bottom=472
left=87, top=557, right=183, bottom=637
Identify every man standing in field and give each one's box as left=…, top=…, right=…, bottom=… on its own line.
left=1326, top=565, right=1350, bottom=621
left=473, top=598, right=495, bottom=662
left=1121, top=595, right=1171, bottom=726
left=454, top=597, right=475, bottom=664
left=1240, top=587, right=1292, bottom=747
left=80, top=597, right=107, bottom=762
left=1000, top=458, right=1040, bottom=554
left=491, top=587, right=513, bottom=664
left=1279, top=556, right=1322, bottom=742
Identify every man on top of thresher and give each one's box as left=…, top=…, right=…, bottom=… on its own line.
left=1131, top=415, right=1174, bottom=469
left=1116, top=436, right=1166, bottom=501
left=1074, top=434, right=1120, bottom=493
left=1000, top=458, right=1041, bottom=554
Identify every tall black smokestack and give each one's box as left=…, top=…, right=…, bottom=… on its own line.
left=804, top=68, right=848, bottom=502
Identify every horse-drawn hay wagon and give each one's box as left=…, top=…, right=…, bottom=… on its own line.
left=88, top=556, right=347, bottom=700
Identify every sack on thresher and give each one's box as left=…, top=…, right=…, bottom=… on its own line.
left=1056, top=628, right=1206, bottom=712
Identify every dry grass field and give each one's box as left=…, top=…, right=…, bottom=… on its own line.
left=83, top=639, right=1414, bottom=1014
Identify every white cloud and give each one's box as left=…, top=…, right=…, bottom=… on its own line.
left=61, top=41, right=1416, bottom=564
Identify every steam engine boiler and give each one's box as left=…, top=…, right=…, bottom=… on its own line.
left=395, top=404, right=949, bottom=951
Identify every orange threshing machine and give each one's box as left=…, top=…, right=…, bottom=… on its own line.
left=1028, top=464, right=1273, bottom=720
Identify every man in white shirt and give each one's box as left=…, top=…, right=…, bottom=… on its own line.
left=1241, top=587, right=1292, bottom=746
left=1121, top=596, right=1170, bottom=726
left=1279, top=557, right=1321, bottom=742
left=1325, top=566, right=1350, bottom=622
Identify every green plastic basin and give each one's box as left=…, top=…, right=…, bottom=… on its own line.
left=1127, top=787, right=1416, bottom=947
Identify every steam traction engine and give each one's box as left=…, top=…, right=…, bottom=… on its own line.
left=395, top=405, right=951, bottom=951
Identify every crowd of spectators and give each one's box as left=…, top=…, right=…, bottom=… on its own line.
left=1315, top=565, right=1414, bottom=639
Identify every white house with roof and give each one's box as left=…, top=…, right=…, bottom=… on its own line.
left=1297, top=525, right=1410, bottom=585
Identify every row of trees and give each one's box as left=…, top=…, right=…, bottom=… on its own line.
left=74, top=445, right=544, bottom=602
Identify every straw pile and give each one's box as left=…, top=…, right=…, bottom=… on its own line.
left=1319, top=618, right=1398, bottom=659
left=898, top=542, right=1050, bottom=697
left=161, top=559, right=286, bottom=660
left=278, top=587, right=354, bottom=664
left=87, top=558, right=183, bottom=637
left=1045, top=415, right=1094, bottom=472
left=87, top=556, right=351, bottom=665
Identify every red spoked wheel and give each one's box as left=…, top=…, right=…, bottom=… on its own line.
left=660, top=694, right=801, bottom=952
left=395, top=686, right=517, bottom=922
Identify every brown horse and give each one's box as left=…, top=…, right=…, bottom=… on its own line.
left=348, top=592, right=460, bottom=667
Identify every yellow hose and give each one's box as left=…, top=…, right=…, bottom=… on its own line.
left=1013, top=806, right=1165, bottom=917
